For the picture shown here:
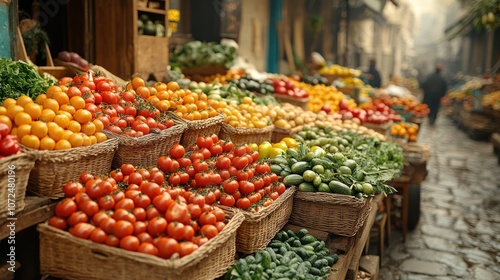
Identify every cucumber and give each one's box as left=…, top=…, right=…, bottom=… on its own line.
left=260, top=250, right=272, bottom=269
left=245, top=255, right=256, bottom=265
left=296, top=228, right=309, bottom=238
left=320, top=266, right=332, bottom=276
left=309, top=267, right=322, bottom=276
left=272, top=156, right=288, bottom=165
left=280, top=170, right=291, bottom=177
left=313, top=259, right=329, bottom=269
left=338, top=165, right=352, bottom=175
left=300, top=235, right=316, bottom=245
left=291, top=161, right=310, bottom=175
left=324, top=255, right=337, bottom=266
left=328, top=180, right=351, bottom=195
left=303, top=170, right=318, bottom=182
left=298, top=182, right=315, bottom=192
left=270, top=164, right=283, bottom=175
left=283, top=174, right=304, bottom=187
left=266, top=247, right=277, bottom=262
left=317, top=183, right=331, bottom=193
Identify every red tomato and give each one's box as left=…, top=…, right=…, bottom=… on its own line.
left=219, top=194, right=235, bottom=207
left=183, top=226, right=195, bottom=242
left=196, top=136, right=213, bottom=149
left=62, top=182, right=84, bottom=198
left=92, top=210, right=111, bottom=226
left=156, top=237, right=180, bottom=259
left=223, top=141, right=234, bottom=153
left=187, top=204, right=202, bottom=220
left=137, top=232, right=154, bottom=244
left=198, top=212, right=216, bottom=226
left=89, top=228, right=107, bottom=244
left=55, top=198, right=77, bottom=218
left=67, top=211, right=88, bottom=227
left=105, top=235, right=120, bottom=247
left=204, top=191, right=217, bottom=205
left=137, top=242, right=158, bottom=256
left=113, top=220, right=134, bottom=239
left=167, top=222, right=185, bottom=241
left=239, top=181, right=255, bottom=195
left=152, top=192, right=173, bottom=212
left=114, top=198, right=135, bottom=211
left=193, top=160, right=209, bottom=173
left=209, top=143, right=223, bottom=156
left=146, top=206, right=160, bottom=220
left=147, top=216, right=167, bottom=237
left=165, top=202, right=188, bottom=223
left=200, top=148, right=211, bottom=160
left=70, top=223, right=95, bottom=239
left=232, top=156, right=249, bottom=170
left=120, top=164, right=136, bottom=175
left=79, top=200, right=99, bottom=217
left=113, top=208, right=136, bottom=223
left=211, top=208, right=225, bottom=222
left=132, top=207, right=147, bottom=221
left=200, top=224, right=218, bottom=240
left=48, top=216, right=67, bottom=231
left=120, top=235, right=140, bottom=251
left=216, top=156, right=231, bottom=170
left=133, top=193, right=151, bottom=209
left=236, top=197, right=251, bottom=210
left=141, top=182, right=162, bottom=199
left=233, top=146, right=247, bottom=157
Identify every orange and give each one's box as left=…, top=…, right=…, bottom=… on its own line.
left=156, top=90, right=169, bottom=101
left=46, top=85, right=62, bottom=98
left=82, top=134, right=91, bottom=146
left=94, top=132, right=107, bottom=143
left=40, top=109, right=56, bottom=122
left=16, top=124, right=31, bottom=140
left=53, top=91, right=70, bottom=106
left=3, top=98, right=17, bottom=108
left=125, top=82, right=134, bottom=91
left=166, top=81, right=180, bottom=91
left=0, top=115, right=13, bottom=132
left=0, top=106, right=6, bottom=115
left=16, top=95, right=33, bottom=107
left=156, top=100, right=170, bottom=111
left=81, top=122, right=96, bottom=136
left=59, top=85, right=68, bottom=93
left=135, top=86, right=150, bottom=99
left=24, top=102, right=42, bottom=120
left=10, top=127, right=17, bottom=138
left=131, top=77, right=145, bottom=89
left=60, top=104, right=76, bottom=115
left=57, top=110, right=73, bottom=120
left=148, top=96, right=160, bottom=105
left=14, top=112, right=32, bottom=126
left=89, top=135, right=98, bottom=145
left=35, top=94, right=48, bottom=105
left=148, top=87, right=157, bottom=96
left=74, top=109, right=92, bottom=124
left=68, top=133, right=84, bottom=147
left=40, top=136, right=56, bottom=150
left=54, top=114, right=70, bottom=129
left=154, top=82, right=167, bottom=92
left=48, top=125, right=65, bottom=142
left=200, top=110, right=209, bottom=119
left=55, top=139, right=72, bottom=150
left=6, top=105, right=24, bottom=120
left=31, top=121, right=48, bottom=139
left=69, top=96, right=85, bottom=110
left=21, top=134, right=40, bottom=149
left=67, top=120, right=82, bottom=133
left=42, top=98, right=60, bottom=112
left=92, top=119, right=104, bottom=132
left=62, top=130, right=74, bottom=140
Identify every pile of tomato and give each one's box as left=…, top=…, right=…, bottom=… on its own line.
left=157, top=135, right=286, bottom=212
left=0, top=123, right=21, bottom=158
left=272, top=79, right=309, bottom=98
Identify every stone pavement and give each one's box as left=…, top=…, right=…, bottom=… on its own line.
left=378, top=113, right=500, bottom=280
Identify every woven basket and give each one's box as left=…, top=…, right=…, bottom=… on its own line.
left=273, top=94, right=309, bottom=110
left=22, top=138, right=119, bottom=199
left=103, top=121, right=187, bottom=169
left=289, top=192, right=372, bottom=237
left=0, top=153, right=35, bottom=219
left=38, top=209, right=244, bottom=280
left=170, top=113, right=225, bottom=147
left=271, top=126, right=303, bottom=143
left=219, top=123, right=274, bottom=145
left=220, top=186, right=296, bottom=254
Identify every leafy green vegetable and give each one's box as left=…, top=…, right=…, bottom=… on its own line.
left=0, top=58, right=54, bottom=102
left=170, top=41, right=237, bottom=69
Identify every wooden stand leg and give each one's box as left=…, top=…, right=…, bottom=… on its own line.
left=401, top=183, right=409, bottom=242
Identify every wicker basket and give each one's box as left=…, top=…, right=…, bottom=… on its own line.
left=271, top=126, right=303, bottom=143
left=362, top=121, right=393, bottom=140
left=22, top=138, right=119, bottom=199
left=218, top=123, right=274, bottom=145
left=170, top=113, right=225, bottom=147
left=38, top=209, right=244, bottom=280
left=220, top=186, right=296, bottom=254
left=103, top=121, right=187, bottom=169
left=273, top=94, right=309, bottom=110
left=0, top=153, right=35, bottom=219
left=289, top=192, right=372, bottom=237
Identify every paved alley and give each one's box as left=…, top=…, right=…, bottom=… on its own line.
left=378, top=112, right=500, bottom=279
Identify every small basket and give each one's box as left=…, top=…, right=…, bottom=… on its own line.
left=22, top=138, right=119, bottom=199
left=103, top=121, right=187, bottom=169
left=220, top=186, right=296, bottom=254
left=0, top=153, right=35, bottom=219
left=362, top=120, right=393, bottom=140
left=219, top=123, right=274, bottom=145
left=271, top=126, right=303, bottom=143
left=273, top=94, right=309, bottom=110
left=38, top=209, right=245, bottom=280
left=170, top=113, right=225, bottom=147
left=289, top=192, right=372, bottom=237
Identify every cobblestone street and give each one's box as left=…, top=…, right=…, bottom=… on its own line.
left=379, top=113, right=500, bottom=279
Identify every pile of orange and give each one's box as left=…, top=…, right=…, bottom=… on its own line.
left=0, top=86, right=106, bottom=150
left=391, top=122, right=419, bottom=142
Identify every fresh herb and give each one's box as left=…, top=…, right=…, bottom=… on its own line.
left=170, top=41, right=237, bottom=69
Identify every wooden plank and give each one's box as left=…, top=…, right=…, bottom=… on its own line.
left=359, top=255, right=380, bottom=280
left=0, top=198, right=55, bottom=240
left=328, top=249, right=355, bottom=279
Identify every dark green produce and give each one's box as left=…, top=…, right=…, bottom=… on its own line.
left=301, top=74, right=329, bottom=86
left=230, top=76, right=275, bottom=95
left=170, top=41, right=237, bottom=69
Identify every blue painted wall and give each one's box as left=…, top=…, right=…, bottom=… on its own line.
left=266, top=0, right=282, bottom=73
left=0, top=3, right=11, bottom=59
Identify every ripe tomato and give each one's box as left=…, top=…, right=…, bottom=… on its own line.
left=262, top=175, right=272, bottom=186
left=183, top=225, right=195, bottom=241
left=156, top=237, right=180, bottom=259
left=239, top=181, right=255, bottom=195
left=167, top=222, right=185, bottom=241
left=179, top=241, right=198, bottom=257
left=138, top=242, right=158, bottom=256
left=209, top=144, right=223, bottom=156
left=186, top=204, right=202, bottom=220
left=198, top=212, right=216, bottom=226
left=113, top=220, right=134, bottom=239
left=193, top=160, right=209, bottom=173
left=137, top=232, right=154, bottom=244
left=204, top=191, right=217, bottom=205
left=85, top=179, right=105, bottom=199
left=133, top=193, right=151, bottom=209
left=89, top=228, right=107, bottom=244
left=98, top=195, right=115, bottom=210
left=275, top=183, right=286, bottom=195
left=234, top=146, right=247, bottom=157
left=190, top=152, right=204, bottom=162
left=114, top=198, right=134, bottom=211
left=111, top=190, right=125, bottom=203
left=141, top=182, right=162, bottom=199
left=255, top=163, right=271, bottom=175
left=79, top=172, right=94, bottom=184
left=55, top=198, right=77, bottom=218
left=99, top=217, right=116, bottom=235
left=211, top=208, right=225, bottom=222
left=167, top=173, right=181, bottom=186
left=113, top=208, right=136, bottom=223
left=96, top=81, right=111, bottom=92
left=236, top=197, right=251, bottom=210
left=216, top=156, right=231, bottom=170
left=196, top=136, right=213, bottom=149
left=62, top=182, right=84, bottom=197
left=67, top=211, right=88, bottom=227
left=133, top=221, right=147, bottom=235
left=92, top=210, right=111, bottom=226
left=219, top=194, right=235, bottom=207
left=70, top=223, right=95, bottom=239
left=215, top=221, right=226, bottom=233
left=150, top=170, right=165, bottom=185
left=152, top=192, right=173, bottom=212
left=146, top=206, right=160, bottom=220
left=120, top=163, right=136, bottom=176
left=79, top=200, right=99, bottom=217
left=248, top=193, right=262, bottom=204
left=269, top=192, right=280, bottom=200
left=105, top=235, right=120, bottom=247
left=48, top=216, right=67, bottom=231
left=165, top=202, right=188, bottom=223
left=132, top=207, right=147, bottom=221
left=120, top=235, right=140, bottom=252
left=200, top=224, right=218, bottom=240
left=200, top=148, right=211, bottom=160
left=232, top=156, right=249, bottom=170
left=147, top=216, right=168, bottom=237
left=169, top=144, right=185, bottom=159
left=122, top=91, right=136, bottom=102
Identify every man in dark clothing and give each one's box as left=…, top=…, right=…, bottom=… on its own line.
left=367, top=59, right=382, bottom=88
left=421, top=65, right=448, bottom=125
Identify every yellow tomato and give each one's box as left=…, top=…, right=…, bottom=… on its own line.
left=272, top=141, right=288, bottom=151
left=281, top=137, right=298, bottom=148
left=269, top=147, right=285, bottom=159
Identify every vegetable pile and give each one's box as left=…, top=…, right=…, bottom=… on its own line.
left=0, top=123, right=21, bottom=158
left=0, top=58, right=54, bottom=102
left=171, top=41, right=237, bottom=70
left=224, top=228, right=338, bottom=280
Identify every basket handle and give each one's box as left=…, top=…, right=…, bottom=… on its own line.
left=91, top=248, right=111, bottom=260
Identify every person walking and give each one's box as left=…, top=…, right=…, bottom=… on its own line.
left=367, top=59, right=382, bottom=88
left=421, top=64, right=448, bottom=125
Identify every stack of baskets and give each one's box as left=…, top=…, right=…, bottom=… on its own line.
left=218, top=124, right=274, bottom=145
left=169, top=113, right=225, bottom=147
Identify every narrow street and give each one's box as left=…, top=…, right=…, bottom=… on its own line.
left=379, top=112, right=500, bottom=279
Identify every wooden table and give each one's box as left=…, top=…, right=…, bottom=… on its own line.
left=387, top=175, right=411, bottom=242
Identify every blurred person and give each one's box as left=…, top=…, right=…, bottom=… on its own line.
left=367, top=59, right=381, bottom=88
left=421, top=64, right=448, bottom=125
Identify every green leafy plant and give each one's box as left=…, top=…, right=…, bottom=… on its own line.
left=170, top=41, right=237, bottom=69
left=471, top=0, right=500, bottom=30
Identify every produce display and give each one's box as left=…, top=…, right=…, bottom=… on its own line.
left=224, top=228, right=338, bottom=280
left=190, top=81, right=279, bottom=106
left=291, top=82, right=355, bottom=113
left=216, top=98, right=273, bottom=129
left=375, top=95, right=430, bottom=118
left=317, top=64, right=361, bottom=77
left=271, top=79, right=309, bottom=98
left=300, top=74, right=329, bottom=86
left=171, top=41, right=237, bottom=70
left=0, top=58, right=54, bottom=102
left=49, top=163, right=227, bottom=259
left=56, top=51, right=90, bottom=71
left=137, top=14, right=165, bottom=37
left=482, top=91, right=500, bottom=110
left=391, top=122, right=419, bottom=142
left=230, top=76, right=276, bottom=95
left=0, top=123, right=21, bottom=158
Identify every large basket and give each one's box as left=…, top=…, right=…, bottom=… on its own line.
left=218, top=123, right=274, bottom=145
left=103, top=121, right=187, bottom=169
left=0, top=153, right=35, bottom=219
left=220, top=186, right=296, bottom=254
left=273, top=94, right=309, bottom=110
left=271, top=126, right=303, bottom=143
left=38, top=209, right=245, bottom=280
left=22, top=138, right=119, bottom=199
left=289, top=192, right=372, bottom=237
left=170, top=113, right=225, bottom=147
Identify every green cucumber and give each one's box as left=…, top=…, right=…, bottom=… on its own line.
left=283, top=174, right=304, bottom=187
left=298, top=182, right=315, bottom=192
left=328, top=180, right=351, bottom=195
left=291, top=161, right=311, bottom=175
